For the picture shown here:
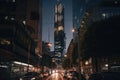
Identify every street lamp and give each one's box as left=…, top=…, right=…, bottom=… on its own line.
left=72, top=28, right=81, bottom=80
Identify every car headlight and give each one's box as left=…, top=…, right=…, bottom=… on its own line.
left=68, top=75, right=72, bottom=79
left=19, top=78, right=23, bottom=80
left=31, top=77, right=36, bottom=80
left=52, top=70, right=55, bottom=73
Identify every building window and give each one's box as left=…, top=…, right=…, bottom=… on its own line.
left=12, top=0, right=15, bottom=2
left=23, top=20, right=26, bottom=25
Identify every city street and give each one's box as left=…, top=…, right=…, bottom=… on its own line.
left=46, top=73, right=64, bottom=80
left=0, top=0, right=120, bottom=80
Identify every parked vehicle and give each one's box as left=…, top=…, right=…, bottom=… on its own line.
left=64, top=70, right=86, bottom=80
left=20, top=72, right=41, bottom=80
left=88, top=72, right=120, bottom=80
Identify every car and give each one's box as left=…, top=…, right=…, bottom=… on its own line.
left=43, top=71, right=50, bottom=77
left=64, top=70, right=86, bottom=80
left=20, top=72, right=41, bottom=80
left=88, top=72, right=120, bottom=80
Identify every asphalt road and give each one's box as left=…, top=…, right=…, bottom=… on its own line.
left=46, top=73, right=65, bottom=80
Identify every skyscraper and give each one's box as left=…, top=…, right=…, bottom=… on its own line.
left=54, top=1, right=65, bottom=62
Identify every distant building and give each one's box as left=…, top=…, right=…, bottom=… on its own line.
left=42, top=41, right=51, bottom=55
left=54, top=1, right=66, bottom=61
left=41, top=41, right=52, bottom=68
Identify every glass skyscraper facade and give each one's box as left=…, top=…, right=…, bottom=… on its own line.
left=54, top=2, right=65, bottom=61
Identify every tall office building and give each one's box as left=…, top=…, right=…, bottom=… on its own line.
left=83, top=0, right=120, bottom=72
left=72, top=0, right=99, bottom=33
left=72, top=0, right=87, bottom=44
left=72, top=0, right=86, bottom=28
left=54, top=2, right=65, bottom=61
left=26, top=0, right=42, bottom=56
left=0, top=0, right=42, bottom=56
left=0, top=0, right=42, bottom=74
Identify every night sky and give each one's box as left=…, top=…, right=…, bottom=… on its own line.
left=42, top=0, right=73, bottom=51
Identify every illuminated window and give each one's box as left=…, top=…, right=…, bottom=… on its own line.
left=81, top=21, right=85, bottom=24
left=102, top=13, right=106, bottom=17
left=58, top=3, right=62, bottom=13
left=5, top=16, right=8, bottom=20
left=0, top=39, right=11, bottom=45
left=58, top=45, right=61, bottom=48
left=12, top=0, right=15, bottom=2
left=55, top=5, right=58, bottom=13
left=54, top=27, right=57, bottom=31
left=55, top=14, right=58, bottom=22
left=115, top=1, right=118, bottom=4
left=58, top=15, right=63, bottom=22
left=58, top=26, right=63, bottom=31
left=23, top=20, right=26, bottom=25
left=11, top=17, right=15, bottom=20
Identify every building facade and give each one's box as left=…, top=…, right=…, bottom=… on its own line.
left=70, top=0, right=120, bottom=76
left=26, top=0, right=42, bottom=56
left=0, top=0, right=42, bottom=76
left=80, top=0, right=120, bottom=75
